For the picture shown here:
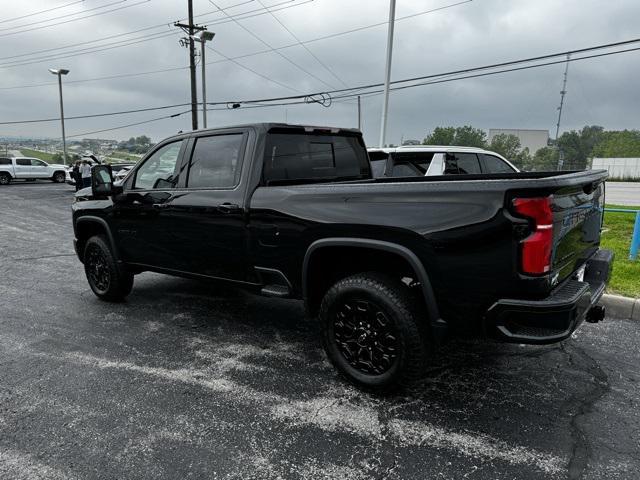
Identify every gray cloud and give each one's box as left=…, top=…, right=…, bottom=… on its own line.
left=0, top=0, right=639, bottom=147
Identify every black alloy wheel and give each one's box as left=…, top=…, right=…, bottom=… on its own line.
left=319, top=272, right=429, bottom=392
left=333, top=298, right=399, bottom=375
left=85, top=243, right=111, bottom=294
left=83, top=235, right=134, bottom=301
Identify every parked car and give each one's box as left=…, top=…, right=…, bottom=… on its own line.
left=0, top=157, right=67, bottom=185
left=72, top=123, right=612, bottom=392
left=367, top=146, right=519, bottom=178
left=113, top=165, right=134, bottom=182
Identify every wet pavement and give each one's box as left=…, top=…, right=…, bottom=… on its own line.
left=1, top=182, right=639, bottom=479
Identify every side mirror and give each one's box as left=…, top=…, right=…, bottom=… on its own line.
left=91, top=165, right=114, bottom=197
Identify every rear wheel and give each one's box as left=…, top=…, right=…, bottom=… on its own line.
left=84, top=235, right=133, bottom=301
left=319, top=272, right=429, bottom=392
left=52, top=171, right=66, bottom=183
left=0, top=173, right=11, bottom=185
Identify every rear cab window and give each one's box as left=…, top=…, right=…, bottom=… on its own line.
left=186, top=133, right=246, bottom=189
left=263, top=128, right=370, bottom=185
left=0, top=158, right=11, bottom=165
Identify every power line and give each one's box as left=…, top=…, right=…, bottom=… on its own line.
left=0, top=66, right=188, bottom=91
left=255, top=0, right=349, bottom=88
left=0, top=31, right=178, bottom=69
left=3, top=38, right=640, bottom=126
left=206, top=45, right=302, bottom=93
left=67, top=110, right=190, bottom=138
left=0, top=0, right=85, bottom=24
left=0, top=0, right=129, bottom=33
left=208, top=0, right=336, bottom=89
left=0, top=103, right=191, bottom=125
left=0, top=0, right=151, bottom=39
left=0, top=0, right=313, bottom=69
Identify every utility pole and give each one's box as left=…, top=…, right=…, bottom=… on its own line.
left=49, top=68, right=69, bottom=165
left=378, top=0, right=396, bottom=147
left=191, top=31, right=215, bottom=129
left=175, top=0, right=205, bottom=131
left=357, top=95, right=361, bottom=130
left=555, top=53, right=570, bottom=170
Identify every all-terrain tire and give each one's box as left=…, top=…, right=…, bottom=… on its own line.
left=84, top=235, right=134, bottom=302
left=319, top=272, right=429, bottom=392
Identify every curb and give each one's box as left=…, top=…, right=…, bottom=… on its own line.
left=600, top=294, right=640, bottom=321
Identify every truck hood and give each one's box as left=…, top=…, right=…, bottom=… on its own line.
left=50, top=164, right=67, bottom=169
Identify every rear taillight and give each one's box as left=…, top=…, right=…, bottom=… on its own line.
left=512, top=196, right=554, bottom=275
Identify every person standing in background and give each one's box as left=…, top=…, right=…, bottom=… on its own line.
left=80, top=160, right=92, bottom=189
left=72, top=160, right=82, bottom=191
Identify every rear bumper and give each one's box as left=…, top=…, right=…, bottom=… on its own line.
left=487, top=249, right=614, bottom=344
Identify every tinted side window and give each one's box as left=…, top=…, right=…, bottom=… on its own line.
left=0, top=158, right=11, bottom=165
left=482, top=154, right=515, bottom=173
left=370, top=159, right=387, bottom=177
left=30, top=159, right=46, bottom=166
left=393, top=152, right=434, bottom=175
left=187, top=134, right=244, bottom=189
left=16, top=158, right=31, bottom=166
left=133, top=140, right=183, bottom=190
left=444, top=153, right=481, bottom=175
left=264, top=132, right=370, bottom=185
left=392, top=163, right=421, bottom=177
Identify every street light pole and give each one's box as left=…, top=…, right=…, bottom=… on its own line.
left=49, top=68, right=69, bottom=166
left=190, top=31, right=215, bottom=129
left=378, top=0, right=396, bottom=147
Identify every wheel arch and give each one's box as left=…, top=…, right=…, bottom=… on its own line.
left=75, top=216, right=119, bottom=263
left=302, top=238, right=445, bottom=335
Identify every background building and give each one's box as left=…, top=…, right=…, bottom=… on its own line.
left=488, top=129, right=549, bottom=155
left=592, top=157, right=640, bottom=179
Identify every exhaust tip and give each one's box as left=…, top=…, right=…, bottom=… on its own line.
left=586, top=305, right=605, bottom=323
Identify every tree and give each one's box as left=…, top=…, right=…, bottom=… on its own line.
left=423, top=126, right=487, bottom=147
left=556, top=125, right=604, bottom=170
left=488, top=133, right=531, bottom=169
left=529, top=147, right=559, bottom=171
left=423, top=127, right=456, bottom=146
left=592, top=130, right=640, bottom=157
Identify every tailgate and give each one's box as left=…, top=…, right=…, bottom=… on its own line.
left=551, top=179, right=605, bottom=282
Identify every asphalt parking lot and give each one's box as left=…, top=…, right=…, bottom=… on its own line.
left=1, top=182, right=639, bottom=480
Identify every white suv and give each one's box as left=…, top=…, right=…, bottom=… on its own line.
left=367, top=146, right=519, bottom=178
left=0, top=157, right=67, bottom=185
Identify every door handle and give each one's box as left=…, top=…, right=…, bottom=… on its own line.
left=217, top=203, right=242, bottom=214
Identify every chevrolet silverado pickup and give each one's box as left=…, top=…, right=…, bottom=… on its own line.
left=72, top=123, right=613, bottom=391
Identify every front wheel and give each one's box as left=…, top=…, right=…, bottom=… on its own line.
left=52, top=171, right=66, bottom=183
left=84, top=235, right=133, bottom=301
left=319, top=272, right=429, bottom=392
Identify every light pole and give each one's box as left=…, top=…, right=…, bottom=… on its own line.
left=378, top=0, right=396, bottom=147
left=191, top=31, right=215, bottom=129
left=48, top=68, right=69, bottom=165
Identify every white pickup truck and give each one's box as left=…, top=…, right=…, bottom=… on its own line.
left=0, top=157, right=67, bottom=185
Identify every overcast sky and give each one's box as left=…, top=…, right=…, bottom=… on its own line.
left=0, top=0, right=638, bottom=146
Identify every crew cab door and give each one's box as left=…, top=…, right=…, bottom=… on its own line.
left=165, top=130, right=250, bottom=281
left=29, top=158, right=49, bottom=178
left=112, top=139, right=189, bottom=270
left=13, top=158, right=32, bottom=178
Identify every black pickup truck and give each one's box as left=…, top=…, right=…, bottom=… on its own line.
left=73, top=123, right=613, bottom=391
